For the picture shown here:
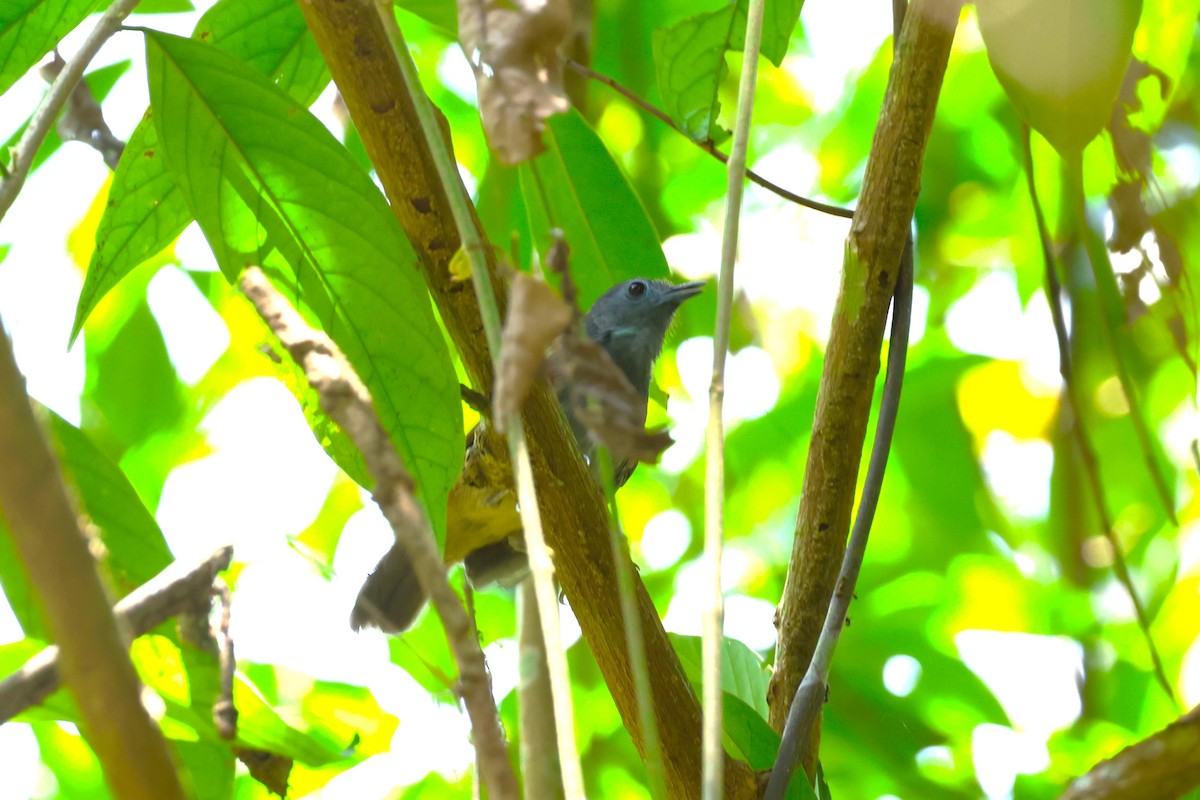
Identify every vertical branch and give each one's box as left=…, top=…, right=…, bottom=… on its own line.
left=765, top=245, right=913, bottom=797
left=373, top=6, right=586, bottom=796
left=598, top=449, right=667, bottom=800
left=517, top=583, right=565, bottom=800
left=767, top=0, right=962, bottom=732
left=704, top=0, right=767, bottom=797
left=298, top=1, right=759, bottom=793
left=239, top=269, right=518, bottom=797
left=0, top=321, right=185, bottom=800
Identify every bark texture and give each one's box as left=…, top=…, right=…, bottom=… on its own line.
left=766, top=0, right=963, bottom=742
left=296, top=1, right=756, bottom=796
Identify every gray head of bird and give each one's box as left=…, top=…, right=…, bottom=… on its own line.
left=584, top=278, right=706, bottom=397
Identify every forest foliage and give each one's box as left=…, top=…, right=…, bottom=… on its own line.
left=0, top=0, right=1198, bottom=798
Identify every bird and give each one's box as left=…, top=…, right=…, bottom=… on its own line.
left=351, top=277, right=706, bottom=633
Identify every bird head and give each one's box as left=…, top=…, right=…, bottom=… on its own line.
left=584, top=278, right=706, bottom=397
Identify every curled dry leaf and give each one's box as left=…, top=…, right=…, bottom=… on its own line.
left=235, top=748, right=292, bottom=798
left=459, top=0, right=571, bottom=164
left=554, top=334, right=673, bottom=471
left=493, top=271, right=573, bottom=430
left=40, top=52, right=125, bottom=169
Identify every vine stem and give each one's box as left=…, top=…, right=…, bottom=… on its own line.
left=704, top=0, right=767, bottom=797
left=374, top=3, right=586, bottom=796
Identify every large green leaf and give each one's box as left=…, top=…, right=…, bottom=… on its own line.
left=670, top=634, right=816, bottom=798
left=977, top=0, right=1143, bottom=155
left=670, top=632, right=770, bottom=717
left=0, top=519, right=47, bottom=639
left=652, top=0, right=803, bottom=141
left=143, top=30, right=461, bottom=539
left=0, top=408, right=173, bottom=638
left=0, top=0, right=99, bottom=96
left=47, top=411, right=174, bottom=591
left=520, top=109, right=669, bottom=308
left=73, top=0, right=331, bottom=342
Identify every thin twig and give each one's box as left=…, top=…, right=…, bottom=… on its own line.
left=238, top=267, right=518, bottom=797
left=704, top=2, right=767, bottom=797
left=0, top=0, right=141, bottom=223
left=0, top=546, right=234, bottom=722
left=374, top=5, right=581, bottom=797
left=516, top=582, right=565, bottom=800
left=1023, top=129, right=1177, bottom=708
left=1068, top=157, right=1177, bottom=525
left=765, top=241, right=912, bottom=800
left=212, top=581, right=237, bottom=740
left=598, top=449, right=667, bottom=800
left=565, top=58, right=854, bottom=220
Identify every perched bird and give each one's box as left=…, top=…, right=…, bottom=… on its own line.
left=351, top=277, right=705, bottom=633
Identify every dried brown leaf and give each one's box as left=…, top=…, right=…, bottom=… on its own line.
left=460, top=0, right=571, bottom=164
left=556, top=335, right=672, bottom=468
left=40, top=52, right=124, bottom=170
left=235, top=748, right=292, bottom=798
left=494, top=272, right=572, bottom=429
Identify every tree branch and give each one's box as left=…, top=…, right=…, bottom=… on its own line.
left=564, top=59, right=854, bottom=219
left=0, top=546, right=233, bottom=722
left=295, top=1, right=757, bottom=795
left=1061, top=706, right=1200, bottom=800
left=238, top=267, right=517, bottom=797
left=0, top=0, right=141, bottom=223
left=767, top=0, right=962, bottom=740
left=0, top=319, right=184, bottom=799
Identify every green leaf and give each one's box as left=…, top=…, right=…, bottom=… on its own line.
left=0, top=0, right=100, bottom=97
left=653, top=5, right=736, bottom=142
left=669, top=632, right=770, bottom=717
left=73, top=0, right=331, bottom=342
left=520, top=109, right=669, bottom=308
left=669, top=634, right=818, bottom=798
left=397, top=0, right=457, bottom=35
left=47, top=410, right=174, bottom=591
left=0, top=520, right=47, bottom=639
left=652, top=0, right=803, bottom=141
left=143, top=30, right=461, bottom=539
left=192, top=0, right=330, bottom=107
left=125, top=0, right=193, bottom=12
left=175, top=741, right=235, bottom=800
left=977, top=0, right=1143, bottom=155
left=722, top=692, right=779, bottom=769
left=31, top=720, right=110, bottom=797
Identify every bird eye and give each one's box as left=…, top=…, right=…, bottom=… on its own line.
left=627, top=281, right=646, bottom=297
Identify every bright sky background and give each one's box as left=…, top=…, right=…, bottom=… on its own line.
left=1, top=3, right=1198, bottom=800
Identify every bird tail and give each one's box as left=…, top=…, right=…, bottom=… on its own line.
left=350, top=545, right=427, bottom=633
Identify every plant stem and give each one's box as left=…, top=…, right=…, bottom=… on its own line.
left=704, top=0, right=767, bottom=797
left=598, top=448, right=667, bottom=800
left=375, top=3, right=585, bottom=795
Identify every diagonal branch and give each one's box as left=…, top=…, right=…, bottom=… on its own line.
left=1061, top=705, right=1200, bottom=800
left=0, top=546, right=233, bottom=722
left=295, top=1, right=757, bottom=795
left=767, top=0, right=962, bottom=743
left=564, top=59, right=854, bottom=219
left=0, top=317, right=184, bottom=800
left=238, top=267, right=517, bottom=798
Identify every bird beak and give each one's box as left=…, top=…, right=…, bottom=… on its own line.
left=657, top=280, right=706, bottom=307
